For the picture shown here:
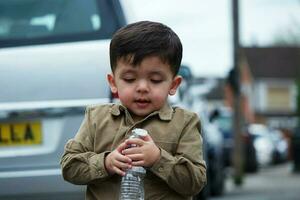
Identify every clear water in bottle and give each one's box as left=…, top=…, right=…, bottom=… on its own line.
left=119, top=129, right=147, bottom=200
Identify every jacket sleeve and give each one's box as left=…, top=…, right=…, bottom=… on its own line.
left=150, top=112, right=207, bottom=196
left=60, top=107, right=111, bottom=185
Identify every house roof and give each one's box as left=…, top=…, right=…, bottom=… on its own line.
left=193, top=77, right=225, bottom=100
left=242, top=47, right=300, bottom=79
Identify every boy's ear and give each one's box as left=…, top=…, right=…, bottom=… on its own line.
left=169, top=75, right=182, bottom=96
left=107, top=74, right=118, bottom=94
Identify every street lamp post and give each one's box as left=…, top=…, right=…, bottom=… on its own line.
left=232, top=0, right=244, bottom=185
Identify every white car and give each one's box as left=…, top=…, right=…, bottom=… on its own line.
left=248, top=124, right=276, bottom=166
left=0, top=0, right=126, bottom=199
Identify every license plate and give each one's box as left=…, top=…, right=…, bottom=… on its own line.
left=0, top=121, right=42, bottom=146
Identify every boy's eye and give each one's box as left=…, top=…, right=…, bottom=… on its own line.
left=123, top=78, right=135, bottom=83
left=151, top=79, right=163, bottom=84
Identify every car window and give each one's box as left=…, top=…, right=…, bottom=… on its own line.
left=0, top=0, right=121, bottom=47
left=0, top=0, right=126, bottom=103
left=216, top=116, right=232, bottom=132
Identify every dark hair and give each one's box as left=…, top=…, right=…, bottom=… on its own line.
left=109, top=21, right=182, bottom=75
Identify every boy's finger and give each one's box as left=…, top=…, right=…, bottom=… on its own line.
left=141, top=134, right=153, bottom=142
left=122, top=147, right=140, bottom=155
left=116, top=142, right=128, bottom=152
left=126, top=153, right=143, bottom=161
left=115, top=160, right=132, bottom=170
left=131, top=160, right=145, bottom=166
left=113, top=166, right=126, bottom=177
left=125, top=138, right=144, bottom=146
left=116, top=153, right=132, bottom=163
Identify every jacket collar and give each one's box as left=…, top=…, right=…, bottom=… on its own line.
left=109, top=103, right=173, bottom=121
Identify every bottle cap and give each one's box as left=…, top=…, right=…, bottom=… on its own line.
left=132, top=128, right=148, bottom=137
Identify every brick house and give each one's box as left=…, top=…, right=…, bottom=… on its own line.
left=223, top=47, right=300, bottom=130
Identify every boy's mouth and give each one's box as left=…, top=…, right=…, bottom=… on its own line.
left=134, top=99, right=150, bottom=108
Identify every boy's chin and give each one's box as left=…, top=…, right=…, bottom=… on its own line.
left=132, top=111, right=149, bottom=117
left=130, top=110, right=152, bottom=119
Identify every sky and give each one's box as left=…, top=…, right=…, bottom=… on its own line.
left=120, top=0, right=300, bottom=78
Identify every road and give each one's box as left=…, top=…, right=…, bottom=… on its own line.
left=210, top=162, right=300, bottom=200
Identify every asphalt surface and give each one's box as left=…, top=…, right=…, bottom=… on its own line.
left=210, top=162, right=300, bottom=200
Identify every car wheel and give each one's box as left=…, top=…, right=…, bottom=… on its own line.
left=209, top=156, right=225, bottom=196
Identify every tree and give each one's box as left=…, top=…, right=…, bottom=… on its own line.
left=271, top=3, right=300, bottom=46
left=272, top=23, right=300, bottom=46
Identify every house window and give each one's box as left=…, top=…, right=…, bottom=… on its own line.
left=266, top=86, right=291, bottom=111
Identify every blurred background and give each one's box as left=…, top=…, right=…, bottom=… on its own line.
left=0, top=0, right=299, bottom=200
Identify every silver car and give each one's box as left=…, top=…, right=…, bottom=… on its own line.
left=0, top=0, right=126, bottom=199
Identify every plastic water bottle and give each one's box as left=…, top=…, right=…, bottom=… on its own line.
left=119, top=128, right=147, bottom=200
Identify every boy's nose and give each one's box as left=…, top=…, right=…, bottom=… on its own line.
left=136, top=80, right=149, bottom=92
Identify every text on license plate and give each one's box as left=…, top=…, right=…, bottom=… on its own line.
left=0, top=121, right=42, bottom=146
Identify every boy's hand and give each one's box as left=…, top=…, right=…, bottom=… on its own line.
left=105, top=142, right=132, bottom=176
left=122, top=134, right=161, bottom=167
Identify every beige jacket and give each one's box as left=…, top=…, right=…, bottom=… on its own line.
left=60, top=103, right=206, bottom=200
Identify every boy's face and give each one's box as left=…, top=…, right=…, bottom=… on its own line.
left=107, top=56, right=182, bottom=120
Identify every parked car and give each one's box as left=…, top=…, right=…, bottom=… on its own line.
left=171, top=66, right=226, bottom=199
left=0, top=0, right=126, bottom=199
left=269, top=128, right=289, bottom=164
left=198, top=107, right=225, bottom=197
left=210, top=107, right=258, bottom=173
left=242, top=125, right=258, bottom=173
left=209, top=107, right=233, bottom=167
left=247, top=124, right=276, bottom=167
left=247, top=124, right=289, bottom=167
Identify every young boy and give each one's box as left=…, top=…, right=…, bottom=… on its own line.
left=60, top=21, right=206, bottom=200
